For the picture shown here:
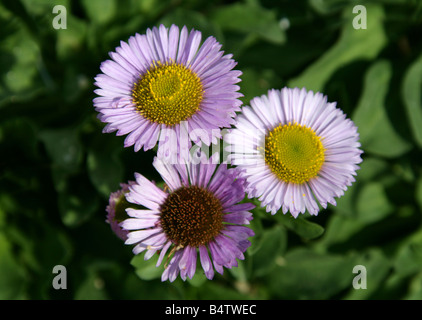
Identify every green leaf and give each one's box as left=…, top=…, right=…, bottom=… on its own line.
left=58, top=188, right=99, bottom=227
left=187, top=270, right=207, bottom=287
left=131, top=253, right=163, bottom=281
left=86, top=132, right=124, bottom=198
left=39, top=127, right=83, bottom=171
left=319, top=181, right=393, bottom=248
left=402, top=52, right=422, bottom=148
left=87, top=150, right=123, bottom=198
left=33, top=225, right=73, bottom=272
left=0, top=19, right=41, bottom=101
left=210, top=1, right=285, bottom=44
left=199, top=281, right=250, bottom=300
left=20, top=0, right=70, bottom=16
left=394, top=228, right=422, bottom=278
left=0, top=117, right=38, bottom=156
left=352, top=60, right=411, bottom=157
left=56, top=15, right=87, bottom=61
left=0, top=233, right=26, bottom=299
left=159, top=8, right=222, bottom=41
left=239, top=67, right=281, bottom=104
left=75, top=270, right=109, bottom=300
left=268, top=248, right=357, bottom=299
left=251, top=224, right=287, bottom=277
left=416, top=177, right=422, bottom=211
left=344, top=248, right=391, bottom=299
left=0, top=196, right=8, bottom=228
left=56, top=172, right=100, bottom=227
left=317, top=214, right=365, bottom=248
left=356, top=157, right=388, bottom=182
left=404, top=271, right=422, bottom=300
left=309, top=0, right=349, bottom=14
left=275, top=214, right=325, bottom=240
left=81, top=0, right=116, bottom=25
left=139, top=0, right=174, bottom=19
left=333, top=183, right=358, bottom=217
left=289, top=4, right=387, bottom=92
left=356, top=182, right=393, bottom=223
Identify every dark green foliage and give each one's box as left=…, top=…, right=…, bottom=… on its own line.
left=1, top=0, right=422, bottom=300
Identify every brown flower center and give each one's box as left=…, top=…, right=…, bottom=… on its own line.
left=159, top=186, right=223, bottom=247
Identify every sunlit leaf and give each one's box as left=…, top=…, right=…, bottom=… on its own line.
left=344, top=248, right=391, bottom=299
left=269, top=248, right=357, bottom=299
left=251, top=224, right=287, bottom=277
left=289, top=4, right=387, bottom=92
left=210, top=2, right=285, bottom=44
left=417, top=178, right=422, bottom=212
left=404, top=271, right=422, bottom=300
left=81, top=0, right=116, bottom=25
left=159, top=8, right=222, bottom=41
left=402, top=52, right=422, bottom=148
left=0, top=19, right=40, bottom=101
left=352, top=60, right=411, bottom=157
left=56, top=15, right=87, bottom=61
left=275, top=214, right=325, bottom=240
left=356, top=182, right=393, bottom=223
left=309, top=0, right=351, bottom=14
left=317, top=214, right=365, bottom=248
left=394, top=228, right=422, bottom=278
left=74, top=270, right=109, bottom=300
left=0, top=234, right=26, bottom=299
left=356, top=157, right=388, bottom=182
left=131, top=253, right=163, bottom=281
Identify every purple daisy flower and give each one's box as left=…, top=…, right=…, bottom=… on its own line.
left=93, top=24, right=242, bottom=159
left=120, top=156, right=255, bottom=282
left=225, top=87, right=363, bottom=217
left=106, top=182, right=135, bottom=241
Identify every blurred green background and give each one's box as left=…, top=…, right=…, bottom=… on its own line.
left=1, top=0, right=422, bottom=300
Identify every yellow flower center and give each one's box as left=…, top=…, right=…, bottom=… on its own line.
left=264, top=122, right=325, bottom=184
left=132, top=61, right=203, bottom=126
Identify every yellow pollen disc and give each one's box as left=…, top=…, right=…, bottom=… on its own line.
left=132, top=61, right=203, bottom=126
left=264, top=122, right=325, bottom=184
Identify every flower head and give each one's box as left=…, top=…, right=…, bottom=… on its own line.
left=225, top=87, right=363, bottom=217
left=120, top=157, right=255, bottom=282
left=106, top=182, right=135, bottom=241
left=93, top=24, right=242, bottom=159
